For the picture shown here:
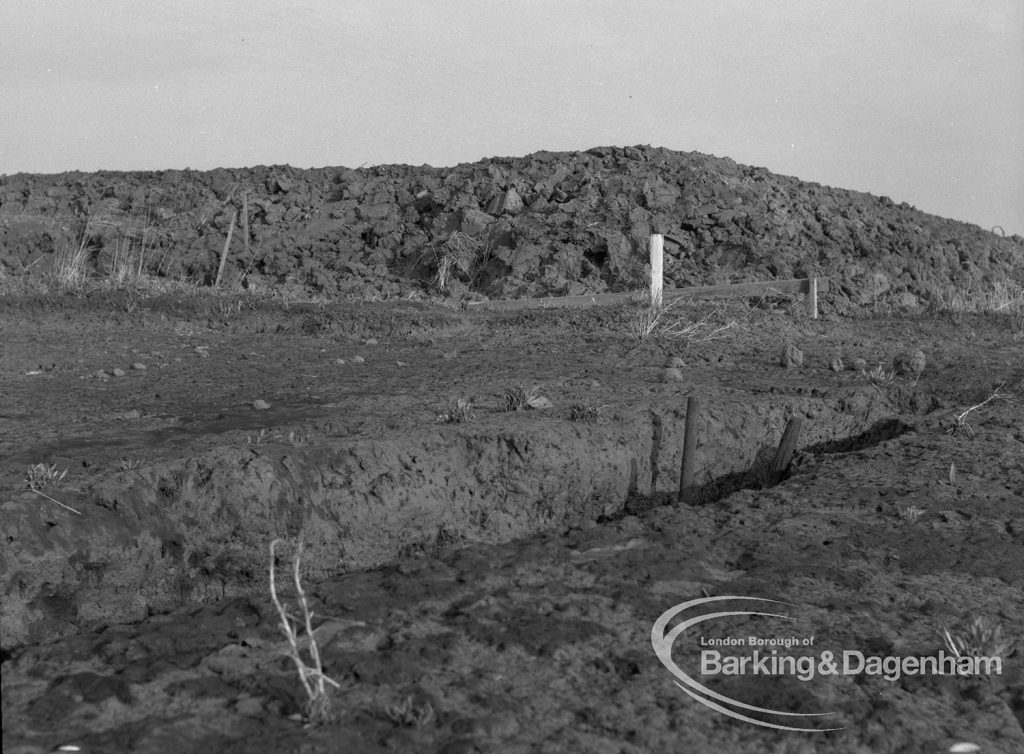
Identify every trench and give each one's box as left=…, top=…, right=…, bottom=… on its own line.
left=3, top=390, right=921, bottom=650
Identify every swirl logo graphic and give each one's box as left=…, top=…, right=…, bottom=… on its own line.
left=651, top=595, right=844, bottom=731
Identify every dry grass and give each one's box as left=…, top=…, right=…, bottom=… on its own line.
left=430, top=231, right=482, bottom=292
left=269, top=539, right=340, bottom=725
left=569, top=398, right=605, bottom=424
left=934, top=281, right=1024, bottom=315
left=438, top=397, right=475, bottom=424
left=52, top=228, right=93, bottom=293
left=500, top=384, right=551, bottom=411
left=627, top=298, right=740, bottom=343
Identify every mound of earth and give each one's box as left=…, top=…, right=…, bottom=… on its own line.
left=2, top=145, right=1022, bottom=309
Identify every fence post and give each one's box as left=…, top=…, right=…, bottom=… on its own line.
left=649, top=234, right=664, bottom=307
left=806, top=277, right=818, bottom=319
left=677, top=396, right=700, bottom=504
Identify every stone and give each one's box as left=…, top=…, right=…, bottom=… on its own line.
left=848, top=357, right=868, bottom=372
left=780, top=344, right=803, bottom=368
left=252, top=399, right=271, bottom=410
left=663, top=367, right=684, bottom=382
left=828, top=356, right=844, bottom=372
left=893, top=350, right=926, bottom=376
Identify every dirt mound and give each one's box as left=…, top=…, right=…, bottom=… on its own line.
left=3, top=145, right=1021, bottom=309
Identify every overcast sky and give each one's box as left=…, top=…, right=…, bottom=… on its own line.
left=2, top=1, right=1022, bottom=235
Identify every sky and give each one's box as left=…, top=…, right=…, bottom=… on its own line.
left=2, top=1, right=1022, bottom=236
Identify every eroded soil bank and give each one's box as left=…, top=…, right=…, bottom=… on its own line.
left=2, top=295, right=1023, bottom=753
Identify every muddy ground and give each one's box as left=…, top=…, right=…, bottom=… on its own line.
left=1, top=291, right=1023, bottom=753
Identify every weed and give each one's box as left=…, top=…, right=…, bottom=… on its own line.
left=24, top=463, right=81, bottom=515
left=897, top=505, right=925, bottom=523
left=25, top=463, right=67, bottom=490
left=246, top=428, right=309, bottom=445
left=247, top=428, right=270, bottom=445
left=268, top=539, right=340, bottom=725
left=862, top=363, right=895, bottom=388
left=501, top=384, right=551, bottom=411
left=386, top=695, right=436, bottom=728
left=944, top=616, right=1016, bottom=661
left=569, top=399, right=605, bottom=424
left=120, top=458, right=141, bottom=471
left=438, top=397, right=475, bottom=424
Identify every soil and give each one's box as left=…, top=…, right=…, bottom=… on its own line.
left=2, top=290, right=1023, bottom=753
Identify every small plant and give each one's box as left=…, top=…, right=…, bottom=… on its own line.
left=569, top=399, right=605, bottom=424
left=24, top=463, right=81, bottom=515
left=386, top=695, right=436, bottom=728
left=285, top=430, right=310, bottom=445
left=863, top=363, right=895, bottom=388
left=120, top=458, right=141, bottom=471
left=25, top=463, right=67, bottom=490
left=898, top=505, right=925, bottom=523
left=269, top=539, right=340, bottom=725
left=501, top=383, right=551, bottom=412
left=438, top=397, right=475, bottom=424
left=945, top=383, right=1010, bottom=438
left=944, top=616, right=1016, bottom=660
left=247, top=428, right=270, bottom=445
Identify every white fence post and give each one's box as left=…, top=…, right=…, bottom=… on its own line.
left=807, top=277, right=818, bottom=319
left=649, top=234, right=664, bottom=307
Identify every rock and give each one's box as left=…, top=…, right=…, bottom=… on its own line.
left=848, top=357, right=868, bottom=372
left=130, top=362, right=147, bottom=371
left=487, top=187, right=524, bottom=215
left=667, top=356, right=686, bottom=368
left=663, top=367, right=684, bottom=382
left=780, top=344, right=803, bottom=368
left=253, top=399, right=271, bottom=410
left=828, top=356, right=844, bottom=372
left=111, top=368, right=126, bottom=377
left=351, top=355, right=365, bottom=363
left=893, top=350, right=926, bottom=376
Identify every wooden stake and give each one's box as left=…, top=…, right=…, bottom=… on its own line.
left=242, top=192, right=250, bottom=262
left=649, top=234, right=664, bottom=308
left=215, top=209, right=237, bottom=288
left=768, top=417, right=803, bottom=485
left=677, top=396, right=700, bottom=504
left=806, top=277, right=818, bottom=319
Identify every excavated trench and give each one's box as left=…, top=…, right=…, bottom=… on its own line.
left=3, top=385, right=922, bottom=652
